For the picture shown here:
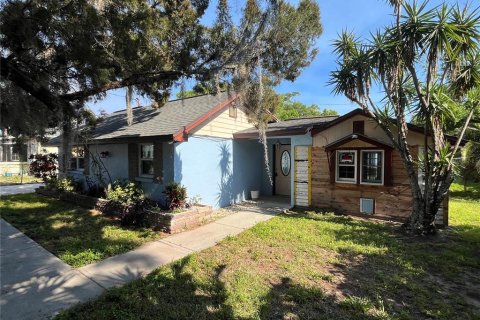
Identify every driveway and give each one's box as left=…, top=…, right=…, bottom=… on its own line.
left=0, top=183, right=43, bottom=196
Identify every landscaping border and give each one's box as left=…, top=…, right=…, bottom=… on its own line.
left=35, top=187, right=116, bottom=214
left=35, top=187, right=214, bottom=233
left=146, top=205, right=214, bottom=233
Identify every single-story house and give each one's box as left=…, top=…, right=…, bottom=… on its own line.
left=50, top=92, right=452, bottom=225
left=1, top=130, right=58, bottom=176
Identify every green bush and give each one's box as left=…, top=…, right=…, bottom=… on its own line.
left=164, top=182, right=187, bottom=210
left=106, top=181, right=145, bottom=206
left=46, top=177, right=78, bottom=192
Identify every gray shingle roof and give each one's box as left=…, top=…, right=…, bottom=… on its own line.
left=49, top=92, right=233, bottom=144
left=235, top=115, right=339, bottom=137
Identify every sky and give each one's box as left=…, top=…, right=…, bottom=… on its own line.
left=89, top=0, right=470, bottom=116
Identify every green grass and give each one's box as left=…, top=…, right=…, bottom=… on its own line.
left=55, top=186, right=480, bottom=319
left=0, top=193, right=162, bottom=267
left=449, top=181, right=480, bottom=201
left=0, top=175, right=40, bottom=185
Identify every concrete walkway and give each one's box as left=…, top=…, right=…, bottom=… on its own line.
left=0, top=198, right=289, bottom=319
left=0, top=183, right=43, bottom=196
left=0, top=219, right=104, bottom=320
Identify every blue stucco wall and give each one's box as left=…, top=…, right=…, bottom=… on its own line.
left=67, top=142, right=174, bottom=205
left=174, top=136, right=265, bottom=208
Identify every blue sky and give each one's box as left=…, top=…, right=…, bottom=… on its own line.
left=90, top=0, right=470, bottom=116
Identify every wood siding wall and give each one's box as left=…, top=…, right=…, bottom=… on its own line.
left=311, top=146, right=417, bottom=221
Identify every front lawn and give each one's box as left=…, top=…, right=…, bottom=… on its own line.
left=0, top=175, right=40, bottom=185
left=0, top=193, right=162, bottom=267
left=56, top=191, right=480, bottom=319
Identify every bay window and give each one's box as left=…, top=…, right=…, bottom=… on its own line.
left=334, top=149, right=385, bottom=185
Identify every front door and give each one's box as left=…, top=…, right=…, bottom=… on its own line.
left=275, top=144, right=291, bottom=196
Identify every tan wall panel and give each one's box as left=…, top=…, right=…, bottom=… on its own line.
left=193, top=107, right=254, bottom=138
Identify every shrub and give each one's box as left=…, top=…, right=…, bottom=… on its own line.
left=164, top=182, right=187, bottom=210
left=29, top=153, right=58, bottom=183
left=46, top=176, right=78, bottom=192
left=106, top=181, right=145, bottom=206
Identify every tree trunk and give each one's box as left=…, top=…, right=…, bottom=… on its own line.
left=60, top=116, right=72, bottom=176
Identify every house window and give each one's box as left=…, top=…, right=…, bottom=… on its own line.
left=11, top=147, right=19, bottom=161
left=139, top=144, right=154, bottom=176
left=361, top=150, right=384, bottom=185
left=69, top=146, right=85, bottom=170
left=229, top=105, right=237, bottom=118
left=336, top=150, right=357, bottom=183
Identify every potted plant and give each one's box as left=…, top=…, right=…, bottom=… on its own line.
left=250, top=190, right=260, bottom=200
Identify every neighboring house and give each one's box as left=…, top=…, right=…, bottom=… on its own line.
left=0, top=130, right=57, bottom=176
left=51, top=93, right=454, bottom=225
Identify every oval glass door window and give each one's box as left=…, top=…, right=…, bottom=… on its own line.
left=281, top=150, right=291, bottom=176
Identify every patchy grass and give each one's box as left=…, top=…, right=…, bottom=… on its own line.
left=0, top=175, right=40, bottom=185
left=56, top=195, right=480, bottom=319
left=0, top=193, right=162, bottom=267
left=449, top=181, right=480, bottom=201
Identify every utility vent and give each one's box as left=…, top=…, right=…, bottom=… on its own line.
left=360, top=198, right=375, bottom=215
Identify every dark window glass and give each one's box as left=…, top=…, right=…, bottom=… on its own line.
left=362, top=151, right=383, bottom=183
left=141, top=160, right=154, bottom=175
left=77, top=158, right=85, bottom=169
left=339, top=166, right=355, bottom=179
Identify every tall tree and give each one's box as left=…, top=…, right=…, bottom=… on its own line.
left=1, top=0, right=322, bottom=171
left=0, top=0, right=322, bottom=127
left=275, top=92, right=337, bottom=120
left=329, top=1, right=480, bottom=234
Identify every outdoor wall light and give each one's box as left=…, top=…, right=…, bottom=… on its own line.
left=100, top=151, right=111, bottom=158
left=352, top=134, right=358, bottom=139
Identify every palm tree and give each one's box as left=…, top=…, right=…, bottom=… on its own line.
left=329, top=0, right=480, bottom=234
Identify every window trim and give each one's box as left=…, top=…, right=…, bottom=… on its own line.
left=335, top=150, right=357, bottom=184
left=10, top=146, right=20, bottom=162
left=68, top=146, right=85, bottom=172
left=360, top=150, right=384, bottom=185
left=138, top=143, right=154, bottom=178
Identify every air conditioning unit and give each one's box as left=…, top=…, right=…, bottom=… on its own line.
left=360, top=198, right=375, bottom=215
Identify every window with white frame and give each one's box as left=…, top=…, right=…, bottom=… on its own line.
left=336, top=150, right=357, bottom=183
left=69, top=146, right=85, bottom=170
left=361, top=150, right=384, bottom=185
left=139, top=144, right=154, bottom=176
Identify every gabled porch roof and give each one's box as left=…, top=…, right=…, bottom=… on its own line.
left=325, top=133, right=394, bottom=151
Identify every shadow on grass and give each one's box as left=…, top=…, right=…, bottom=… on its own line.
left=57, top=256, right=236, bottom=320
left=277, top=211, right=480, bottom=319
left=0, top=193, right=157, bottom=267
left=52, top=208, right=480, bottom=319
